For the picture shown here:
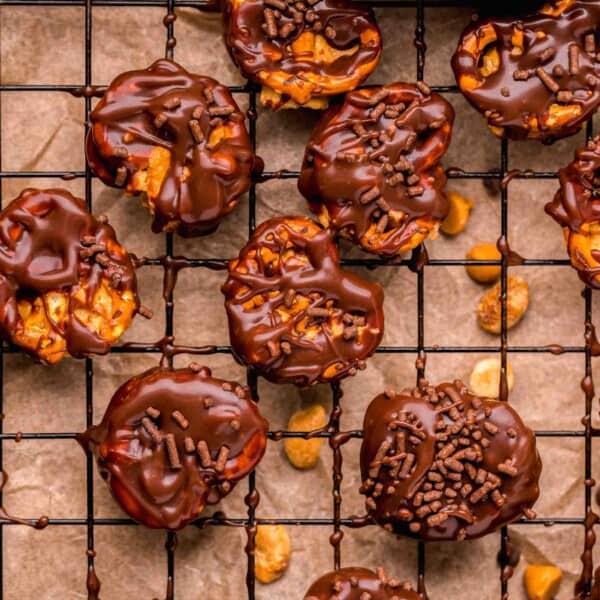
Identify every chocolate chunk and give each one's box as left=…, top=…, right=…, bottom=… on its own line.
left=79, top=367, right=268, bottom=529
left=360, top=380, right=541, bottom=541
left=222, top=217, right=384, bottom=385
left=87, top=59, right=254, bottom=236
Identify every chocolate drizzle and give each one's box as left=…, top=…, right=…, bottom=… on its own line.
left=0, top=188, right=138, bottom=363
left=78, top=366, right=268, bottom=529
left=546, top=136, right=600, bottom=287
left=453, top=1, right=600, bottom=141
left=221, top=216, right=384, bottom=385
left=303, top=566, right=420, bottom=599
left=87, top=59, right=255, bottom=237
left=0, top=469, right=49, bottom=529
left=222, top=0, right=381, bottom=107
left=299, top=83, right=454, bottom=257
left=360, top=380, right=541, bottom=541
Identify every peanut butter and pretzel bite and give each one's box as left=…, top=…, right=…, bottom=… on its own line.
left=79, top=365, right=268, bottom=530
left=546, top=136, right=600, bottom=287
left=360, top=380, right=541, bottom=541
left=87, top=59, right=254, bottom=237
left=222, top=216, right=384, bottom=386
left=452, top=0, right=600, bottom=142
left=304, top=567, right=420, bottom=600
left=0, top=188, right=138, bottom=364
left=222, top=0, right=382, bottom=109
left=299, top=83, right=454, bottom=257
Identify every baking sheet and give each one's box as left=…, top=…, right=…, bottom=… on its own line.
left=1, top=3, right=600, bottom=599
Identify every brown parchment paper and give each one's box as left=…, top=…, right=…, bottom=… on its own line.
left=1, top=4, right=600, bottom=599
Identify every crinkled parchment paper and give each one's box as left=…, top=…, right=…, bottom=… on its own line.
left=1, top=4, right=600, bottom=599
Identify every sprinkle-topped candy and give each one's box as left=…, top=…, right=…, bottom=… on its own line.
left=87, top=59, right=255, bottom=237
left=304, top=567, right=420, bottom=600
left=79, top=366, right=268, bottom=529
left=299, top=83, right=454, bottom=257
left=222, top=216, right=384, bottom=385
left=452, top=1, right=600, bottom=141
left=0, top=188, right=138, bottom=364
left=222, top=0, right=382, bottom=109
left=360, top=380, right=541, bottom=541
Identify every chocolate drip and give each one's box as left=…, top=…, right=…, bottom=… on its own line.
left=299, top=83, right=454, bottom=257
left=86, top=564, right=101, bottom=600
left=0, top=470, right=49, bottom=529
left=360, top=380, right=541, bottom=541
left=79, top=366, right=268, bottom=529
left=497, top=235, right=525, bottom=266
left=303, top=566, right=420, bottom=600
left=87, top=59, right=254, bottom=237
left=222, top=216, right=384, bottom=385
left=453, top=1, right=600, bottom=141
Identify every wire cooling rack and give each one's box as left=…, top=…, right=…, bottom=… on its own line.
left=0, top=0, right=598, bottom=598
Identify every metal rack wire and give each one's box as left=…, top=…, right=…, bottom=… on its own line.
left=0, top=0, right=597, bottom=598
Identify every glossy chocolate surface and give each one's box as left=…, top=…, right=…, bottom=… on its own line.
left=360, top=380, right=541, bottom=541
left=222, top=216, right=384, bottom=385
left=299, top=83, right=454, bottom=257
left=79, top=366, right=268, bottom=529
left=222, top=0, right=381, bottom=105
left=0, top=188, right=137, bottom=360
left=87, top=59, right=254, bottom=236
left=452, top=1, right=600, bottom=141
left=546, top=135, right=600, bottom=287
left=304, top=567, right=420, bottom=600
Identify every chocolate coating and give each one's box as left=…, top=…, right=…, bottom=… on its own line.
left=87, top=59, right=254, bottom=236
left=472, top=0, right=545, bottom=15
left=0, top=188, right=138, bottom=363
left=79, top=366, right=268, bottom=530
left=222, top=0, right=381, bottom=109
left=452, top=1, right=600, bottom=142
left=546, top=135, right=600, bottom=287
left=304, top=567, right=419, bottom=600
left=298, top=83, right=454, bottom=257
left=360, top=380, right=541, bottom=541
left=222, top=216, right=384, bottom=385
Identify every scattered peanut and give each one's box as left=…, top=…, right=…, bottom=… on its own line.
left=440, top=191, right=474, bottom=235
left=469, top=357, right=514, bottom=398
left=255, top=525, right=291, bottom=584
left=284, top=404, right=328, bottom=469
left=477, top=275, right=530, bottom=334
left=524, top=565, right=562, bottom=600
left=466, top=242, right=502, bottom=284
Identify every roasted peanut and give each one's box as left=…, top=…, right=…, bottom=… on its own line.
left=440, top=191, right=474, bottom=235
left=284, top=404, right=328, bottom=469
left=469, top=357, right=514, bottom=398
left=524, top=565, right=562, bottom=600
left=477, top=275, right=529, bottom=334
left=466, top=242, right=502, bottom=283
left=255, top=525, right=291, bottom=584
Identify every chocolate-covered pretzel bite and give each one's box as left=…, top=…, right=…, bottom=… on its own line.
left=79, top=365, right=268, bottom=529
left=546, top=136, right=600, bottom=287
left=360, top=380, right=541, bottom=541
left=304, top=567, right=419, bottom=600
left=299, top=83, right=454, bottom=257
left=452, top=1, right=600, bottom=142
left=222, top=0, right=382, bottom=109
left=0, top=188, right=138, bottom=364
left=87, top=59, right=254, bottom=237
left=222, top=216, right=384, bottom=385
